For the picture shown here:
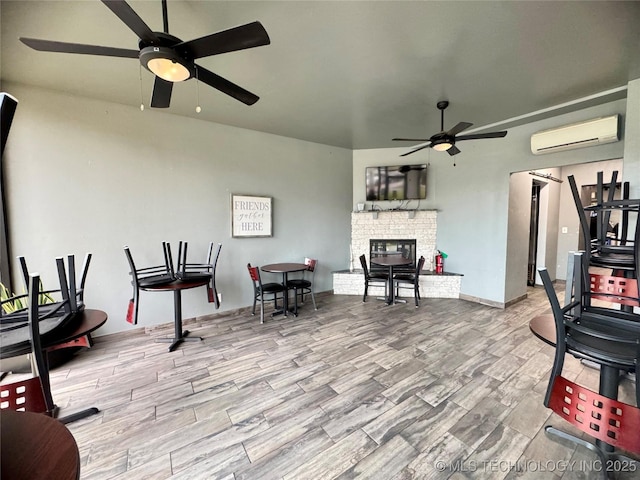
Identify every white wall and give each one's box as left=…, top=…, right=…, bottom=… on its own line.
left=354, top=99, right=627, bottom=305
left=3, top=83, right=353, bottom=335
left=505, top=168, right=561, bottom=300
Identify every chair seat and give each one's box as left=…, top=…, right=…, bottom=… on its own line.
left=369, top=273, right=389, bottom=280
left=261, top=282, right=285, bottom=293
left=590, top=253, right=636, bottom=269
left=394, top=274, right=416, bottom=282
left=176, top=272, right=212, bottom=283
left=138, top=274, right=175, bottom=288
left=288, top=279, right=311, bottom=288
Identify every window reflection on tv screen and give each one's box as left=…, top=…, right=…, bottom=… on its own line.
left=365, top=164, right=427, bottom=201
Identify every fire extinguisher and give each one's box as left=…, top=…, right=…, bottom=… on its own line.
left=435, top=250, right=447, bottom=274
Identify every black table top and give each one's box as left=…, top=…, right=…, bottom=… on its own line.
left=262, top=263, right=308, bottom=273
left=1, top=409, right=80, bottom=480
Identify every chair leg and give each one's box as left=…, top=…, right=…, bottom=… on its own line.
left=363, top=282, right=368, bottom=302
left=252, top=296, right=257, bottom=315
left=414, top=284, right=419, bottom=307
left=544, top=426, right=608, bottom=480
left=260, top=298, right=265, bottom=324
left=310, top=289, right=317, bottom=310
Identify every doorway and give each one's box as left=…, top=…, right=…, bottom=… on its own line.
left=527, top=181, right=543, bottom=286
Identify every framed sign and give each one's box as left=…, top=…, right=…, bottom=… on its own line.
left=231, top=194, right=272, bottom=237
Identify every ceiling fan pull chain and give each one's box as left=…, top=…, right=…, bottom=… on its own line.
left=139, top=64, right=145, bottom=111
left=195, top=66, right=202, bottom=113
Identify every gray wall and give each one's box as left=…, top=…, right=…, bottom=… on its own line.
left=354, top=98, right=628, bottom=305
left=3, top=83, right=353, bottom=335
left=554, top=159, right=623, bottom=281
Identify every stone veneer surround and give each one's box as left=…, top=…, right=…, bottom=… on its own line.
left=333, top=210, right=461, bottom=299
left=350, top=210, right=437, bottom=270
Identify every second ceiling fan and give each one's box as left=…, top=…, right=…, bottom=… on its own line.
left=20, top=0, right=270, bottom=108
left=393, top=101, right=508, bottom=156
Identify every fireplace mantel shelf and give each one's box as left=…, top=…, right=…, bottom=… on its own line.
left=353, top=209, right=438, bottom=214
left=333, top=269, right=463, bottom=277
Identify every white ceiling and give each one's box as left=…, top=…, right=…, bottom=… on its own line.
left=2, top=0, right=640, bottom=150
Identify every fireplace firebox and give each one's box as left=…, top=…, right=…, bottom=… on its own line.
left=369, top=239, right=416, bottom=275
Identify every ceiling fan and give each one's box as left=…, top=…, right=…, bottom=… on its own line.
left=19, top=0, right=270, bottom=108
left=393, top=101, right=508, bottom=156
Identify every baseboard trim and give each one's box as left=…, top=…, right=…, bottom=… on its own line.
left=458, top=293, right=505, bottom=309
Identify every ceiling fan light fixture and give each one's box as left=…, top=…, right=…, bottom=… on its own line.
left=432, top=140, right=452, bottom=152
left=140, top=46, right=191, bottom=82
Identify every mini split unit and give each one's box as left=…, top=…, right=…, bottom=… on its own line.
left=530, top=115, right=620, bottom=155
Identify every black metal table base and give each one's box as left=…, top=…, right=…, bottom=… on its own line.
left=155, top=330, right=202, bottom=352
left=57, top=406, right=100, bottom=424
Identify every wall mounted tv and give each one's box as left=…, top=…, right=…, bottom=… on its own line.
left=365, top=164, right=427, bottom=201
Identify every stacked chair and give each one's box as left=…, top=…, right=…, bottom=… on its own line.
left=124, top=241, right=221, bottom=325
left=1, top=256, right=99, bottom=423
left=0, top=275, right=56, bottom=415
left=539, top=252, right=640, bottom=474
left=568, top=171, right=639, bottom=282
left=536, top=170, right=640, bottom=474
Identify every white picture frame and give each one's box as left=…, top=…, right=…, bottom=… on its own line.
left=231, top=194, right=273, bottom=238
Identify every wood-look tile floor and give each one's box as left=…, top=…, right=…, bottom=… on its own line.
left=25, top=289, right=640, bottom=479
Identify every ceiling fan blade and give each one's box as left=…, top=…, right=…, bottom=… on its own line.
left=447, top=145, right=461, bottom=156
left=400, top=143, right=432, bottom=157
left=150, top=77, right=173, bottom=108
left=456, top=131, right=508, bottom=141
left=446, top=122, right=473, bottom=136
left=176, top=21, right=270, bottom=59
left=101, top=0, right=159, bottom=44
left=196, top=65, right=259, bottom=105
left=392, top=138, right=430, bottom=142
left=20, top=38, right=139, bottom=58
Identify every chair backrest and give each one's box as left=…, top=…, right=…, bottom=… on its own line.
left=588, top=274, right=639, bottom=308
left=547, top=374, right=640, bottom=454
left=162, top=241, right=175, bottom=278
left=17, top=254, right=90, bottom=313
left=305, top=257, right=317, bottom=273
left=0, top=274, right=54, bottom=414
left=359, top=254, right=370, bottom=278
left=124, top=244, right=175, bottom=283
left=208, top=243, right=222, bottom=309
left=247, top=263, right=261, bottom=284
left=415, top=256, right=426, bottom=278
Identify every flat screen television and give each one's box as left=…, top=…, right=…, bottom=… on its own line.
left=365, top=164, right=427, bottom=201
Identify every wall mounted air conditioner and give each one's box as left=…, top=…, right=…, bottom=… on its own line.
left=530, top=115, right=619, bottom=155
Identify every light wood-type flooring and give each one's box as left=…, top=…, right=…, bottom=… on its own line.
left=17, top=288, right=640, bottom=479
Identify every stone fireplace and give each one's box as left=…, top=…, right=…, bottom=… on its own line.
left=333, top=210, right=461, bottom=298
left=351, top=210, right=437, bottom=271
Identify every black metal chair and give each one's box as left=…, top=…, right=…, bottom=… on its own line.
left=17, top=253, right=91, bottom=316
left=538, top=258, right=640, bottom=470
left=176, top=241, right=222, bottom=309
left=247, top=263, right=285, bottom=324
left=287, top=258, right=317, bottom=312
left=568, top=171, right=639, bottom=280
left=359, top=254, right=388, bottom=302
left=124, top=243, right=176, bottom=325
left=0, top=274, right=58, bottom=416
left=393, top=255, right=426, bottom=307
